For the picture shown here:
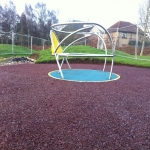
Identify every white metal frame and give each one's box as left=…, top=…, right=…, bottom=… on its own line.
left=50, top=22, right=115, bottom=79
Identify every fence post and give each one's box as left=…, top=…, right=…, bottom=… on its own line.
left=31, top=36, right=33, bottom=54
left=43, top=39, right=45, bottom=50
left=28, top=34, right=30, bottom=48
left=135, top=24, right=139, bottom=59
left=114, top=28, right=119, bottom=50
left=12, top=31, right=14, bottom=54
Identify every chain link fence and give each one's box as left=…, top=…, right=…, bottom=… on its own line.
left=0, top=24, right=150, bottom=62
left=0, top=31, right=50, bottom=54
left=103, top=24, right=150, bottom=61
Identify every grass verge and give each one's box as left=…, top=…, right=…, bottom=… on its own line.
left=0, top=44, right=150, bottom=68
left=0, top=44, right=37, bottom=61
left=36, top=45, right=150, bottom=68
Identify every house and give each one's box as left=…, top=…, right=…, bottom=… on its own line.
left=104, top=21, right=144, bottom=47
left=87, top=25, right=104, bottom=49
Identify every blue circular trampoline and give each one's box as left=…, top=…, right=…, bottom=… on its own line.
left=48, top=69, right=120, bottom=82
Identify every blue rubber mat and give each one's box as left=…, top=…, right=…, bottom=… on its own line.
left=48, top=69, right=120, bottom=82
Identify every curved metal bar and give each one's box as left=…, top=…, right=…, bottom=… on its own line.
left=87, top=32, right=108, bottom=71
left=51, top=22, right=114, bottom=53
left=52, top=28, right=93, bottom=35
left=63, top=35, right=91, bottom=52
left=62, top=31, right=107, bottom=54
left=52, top=26, right=93, bottom=53
left=52, top=28, right=95, bottom=36
left=109, top=57, right=114, bottom=79
left=50, top=22, right=114, bottom=79
left=62, top=31, right=108, bottom=72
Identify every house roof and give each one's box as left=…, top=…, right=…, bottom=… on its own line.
left=107, top=21, right=144, bottom=34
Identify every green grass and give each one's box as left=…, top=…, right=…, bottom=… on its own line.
left=0, top=44, right=150, bottom=68
left=35, top=48, right=55, bottom=63
left=0, top=44, right=37, bottom=62
left=64, top=45, right=106, bottom=54
left=114, top=55, right=150, bottom=67
left=36, top=45, right=150, bottom=68
left=36, top=46, right=106, bottom=63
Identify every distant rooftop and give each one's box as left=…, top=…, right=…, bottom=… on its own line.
left=108, top=21, right=144, bottom=34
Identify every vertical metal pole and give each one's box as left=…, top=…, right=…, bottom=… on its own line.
left=135, top=24, right=139, bottom=59
left=28, top=35, right=29, bottom=48
left=114, top=28, right=119, bottom=51
left=12, top=31, right=14, bottom=54
left=31, top=36, right=33, bottom=54
left=43, top=39, right=45, bottom=50
left=28, top=29, right=29, bottom=48
left=97, top=33, right=100, bottom=49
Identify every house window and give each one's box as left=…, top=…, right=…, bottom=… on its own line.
left=122, top=32, right=127, bottom=38
left=130, top=33, right=132, bottom=39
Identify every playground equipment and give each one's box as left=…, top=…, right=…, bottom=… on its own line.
left=50, top=22, right=115, bottom=80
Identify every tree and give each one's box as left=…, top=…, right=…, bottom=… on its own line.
left=0, top=5, right=4, bottom=28
left=20, top=13, right=28, bottom=34
left=24, top=4, right=40, bottom=46
left=1, top=1, right=59, bottom=45
left=24, top=4, right=37, bottom=36
left=19, top=13, right=28, bottom=45
left=2, top=0, right=19, bottom=32
left=34, top=2, right=58, bottom=39
left=139, top=0, right=150, bottom=56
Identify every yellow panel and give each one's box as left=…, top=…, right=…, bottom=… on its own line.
left=51, top=31, right=63, bottom=55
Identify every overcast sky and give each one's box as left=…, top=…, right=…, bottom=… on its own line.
left=1, top=0, right=144, bottom=28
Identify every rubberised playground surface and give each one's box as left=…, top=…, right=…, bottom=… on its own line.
left=0, top=64, right=150, bottom=149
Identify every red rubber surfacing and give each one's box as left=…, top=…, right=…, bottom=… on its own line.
left=0, top=64, right=150, bottom=149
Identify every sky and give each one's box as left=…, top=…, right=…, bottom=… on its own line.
left=1, top=0, right=144, bottom=28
